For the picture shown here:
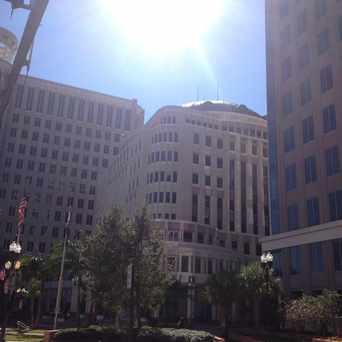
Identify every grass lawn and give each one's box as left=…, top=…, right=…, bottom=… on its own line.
left=6, top=329, right=44, bottom=342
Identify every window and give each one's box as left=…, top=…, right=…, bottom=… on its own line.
left=240, top=140, right=246, bottom=153
left=290, top=246, right=301, bottom=275
left=282, top=57, right=292, bottom=81
left=217, top=177, right=223, bottom=188
left=47, top=92, right=55, bottom=114
left=288, top=204, right=299, bottom=231
left=323, top=104, right=336, bottom=133
left=193, top=133, right=199, bottom=144
left=302, top=116, right=314, bottom=143
left=192, top=193, right=198, bottom=222
left=325, top=146, right=340, bottom=176
left=244, top=242, right=250, bottom=255
left=25, top=87, right=35, bottom=111
left=279, top=0, right=288, bottom=17
left=205, top=175, right=211, bottom=186
left=284, top=126, right=295, bottom=152
left=297, top=9, right=307, bottom=35
left=205, top=155, right=211, bottom=166
left=285, top=163, right=296, bottom=191
left=217, top=197, right=223, bottom=229
left=339, top=16, right=342, bottom=41
left=280, top=25, right=291, bottom=45
left=205, top=136, right=212, bottom=147
left=300, top=79, right=311, bottom=106
left=181, top=256, right=189, bottom=272
left=217, top=138, right=223, bottom=149
left=15, top=84, right=24, bottom=108
left=329, top=190, right=342, bottom=221
left=36, top=89, right=45, bottom=113
left=298, top=45, right=310, bottom=68
left=195, top=257, right=201, bottom=274
left=172, top=192, right=177, bottom=203
left=86, top=215, right=93, bottom=225
left=192, top=173, right=199, bottom=185
left=205, top=195, right=210, bottom=224
left=76, top=213, right=83, bottom=224
left=192, top=153, right=199, bottom=164
left=315, top=0, right=327, bottom=18
left=311, top=242, right=324, bottom=272
left=282, top=92, right=293, bottom=115
left=57, top=94, right=66, bottom=116
left=320, top=65, right=333, bottom=93
left=307, top=197, right=320, bottom=226
left=318, top=29, right=330, bottom=54
left=124, top=109, right=131, bottom=130
left=217, top=157, right=223, bottom=169
left=333, top=239, right=342, bottom=271
left=305, top=156, right=317, bottom=184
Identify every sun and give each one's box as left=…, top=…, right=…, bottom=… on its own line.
left=99, top=0, right=225, bottom=57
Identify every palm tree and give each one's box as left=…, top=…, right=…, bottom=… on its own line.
left=207, top=270, right=240, bottom=341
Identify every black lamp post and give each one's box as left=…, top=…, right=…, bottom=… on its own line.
left=260, top=251, right=273, bottom=291
left=0, top=241, right=22, bottom=342
left=187, top=276, right=195, bottom=327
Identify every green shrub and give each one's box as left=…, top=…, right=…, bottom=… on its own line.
left=54, top=326, right=215, bottom=342
left=53, top=326, right=120, bottom=342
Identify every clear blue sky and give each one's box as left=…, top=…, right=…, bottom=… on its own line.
left=0, top=0, right=266, bottom=120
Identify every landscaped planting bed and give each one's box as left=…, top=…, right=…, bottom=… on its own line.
left=53, top=326, right=217, bottom=342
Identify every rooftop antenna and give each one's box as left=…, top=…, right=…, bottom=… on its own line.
left=196, top=86, right=199, bottom=101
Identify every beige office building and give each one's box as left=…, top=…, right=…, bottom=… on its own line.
left=262, top=0, right=342, bottom=295
left=0, top=28, right=144, bottom=311
left=100, top=100, right=269, bottom=320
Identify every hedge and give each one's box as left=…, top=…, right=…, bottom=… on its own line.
left=54, top=326, right=216, bottom=342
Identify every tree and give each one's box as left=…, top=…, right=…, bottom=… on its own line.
left=81, top=207, right=167, bottom=328
left=286, top=290, right=342, bottom=335
left=129, top=208, right=167, bottom=327
left=207, top=270, right=240, bottom=341
left=240, top=262, right=282, bottom=328
left=81, top=207, right=129, bottom=316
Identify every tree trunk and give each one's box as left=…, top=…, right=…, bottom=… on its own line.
left=224, top=312, right=229, bottom=342
left=253, top=297, right=260, bottom=328
left=77, top=281, right=81, bottom=330
left=34, top=294, right=42, bottom=328
left=30, top=298, right=35, bottom=327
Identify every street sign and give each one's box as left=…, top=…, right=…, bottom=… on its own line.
left=127, top=263, right=133, bottom=289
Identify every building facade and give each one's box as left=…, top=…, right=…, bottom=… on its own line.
left=100, top=100, right=269, bottom=320
left=262, top=0, right=342, bottom=295
left=0, top=35, right=144, bottom=260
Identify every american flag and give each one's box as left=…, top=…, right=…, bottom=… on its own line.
left=18, top=196, right=29, bottom=226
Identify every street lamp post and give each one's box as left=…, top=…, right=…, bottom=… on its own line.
left=260, top=251, right=273, bottom=292
left=0, top=241, right=22, bottom=342
left=187, top=276, right=195, bottom=327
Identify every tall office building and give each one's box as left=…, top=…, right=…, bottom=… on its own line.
left=99, top=100, right=269, bottom=320
left=0, top=29, right=144, bottom=257
left=262, top=0, right=342, bottom=294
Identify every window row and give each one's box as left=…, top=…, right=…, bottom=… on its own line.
left=192, top=173, right=223, bottom=189
left=147, top=171, right=178, bottom=184
left=1, top=177, right=96, bottom=196
left=283, top=105, right=337, bottom=152
left=147, top=151, right=178, bottom=163
left=186, top=118, right=267, bottom=140
left=152, top=131, right=179, bottom=144
left=282, top=66, right=334, bottom=116
left=285, top=147, right=340, bottom=191
left=146, top=192, right=177, bottom=204
left=11, top=114, right=123, bottom=142
left=4, top=157, right=109, bottom=172
left=14, top=85, right=135, bottom=130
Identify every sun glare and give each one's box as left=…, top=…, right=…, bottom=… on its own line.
left=100, top=0, right=225, bottom=57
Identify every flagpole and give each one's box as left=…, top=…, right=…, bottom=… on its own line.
left=53, top=208, right=71, bottom=330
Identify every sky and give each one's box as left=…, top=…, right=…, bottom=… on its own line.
left=0, top=0, right=266, bottom=121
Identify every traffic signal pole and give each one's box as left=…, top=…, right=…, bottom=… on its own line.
left=0, top=0, right=49, bottom=123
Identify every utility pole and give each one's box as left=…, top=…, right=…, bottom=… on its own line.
left=0, top=0, right=49, bottom=122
